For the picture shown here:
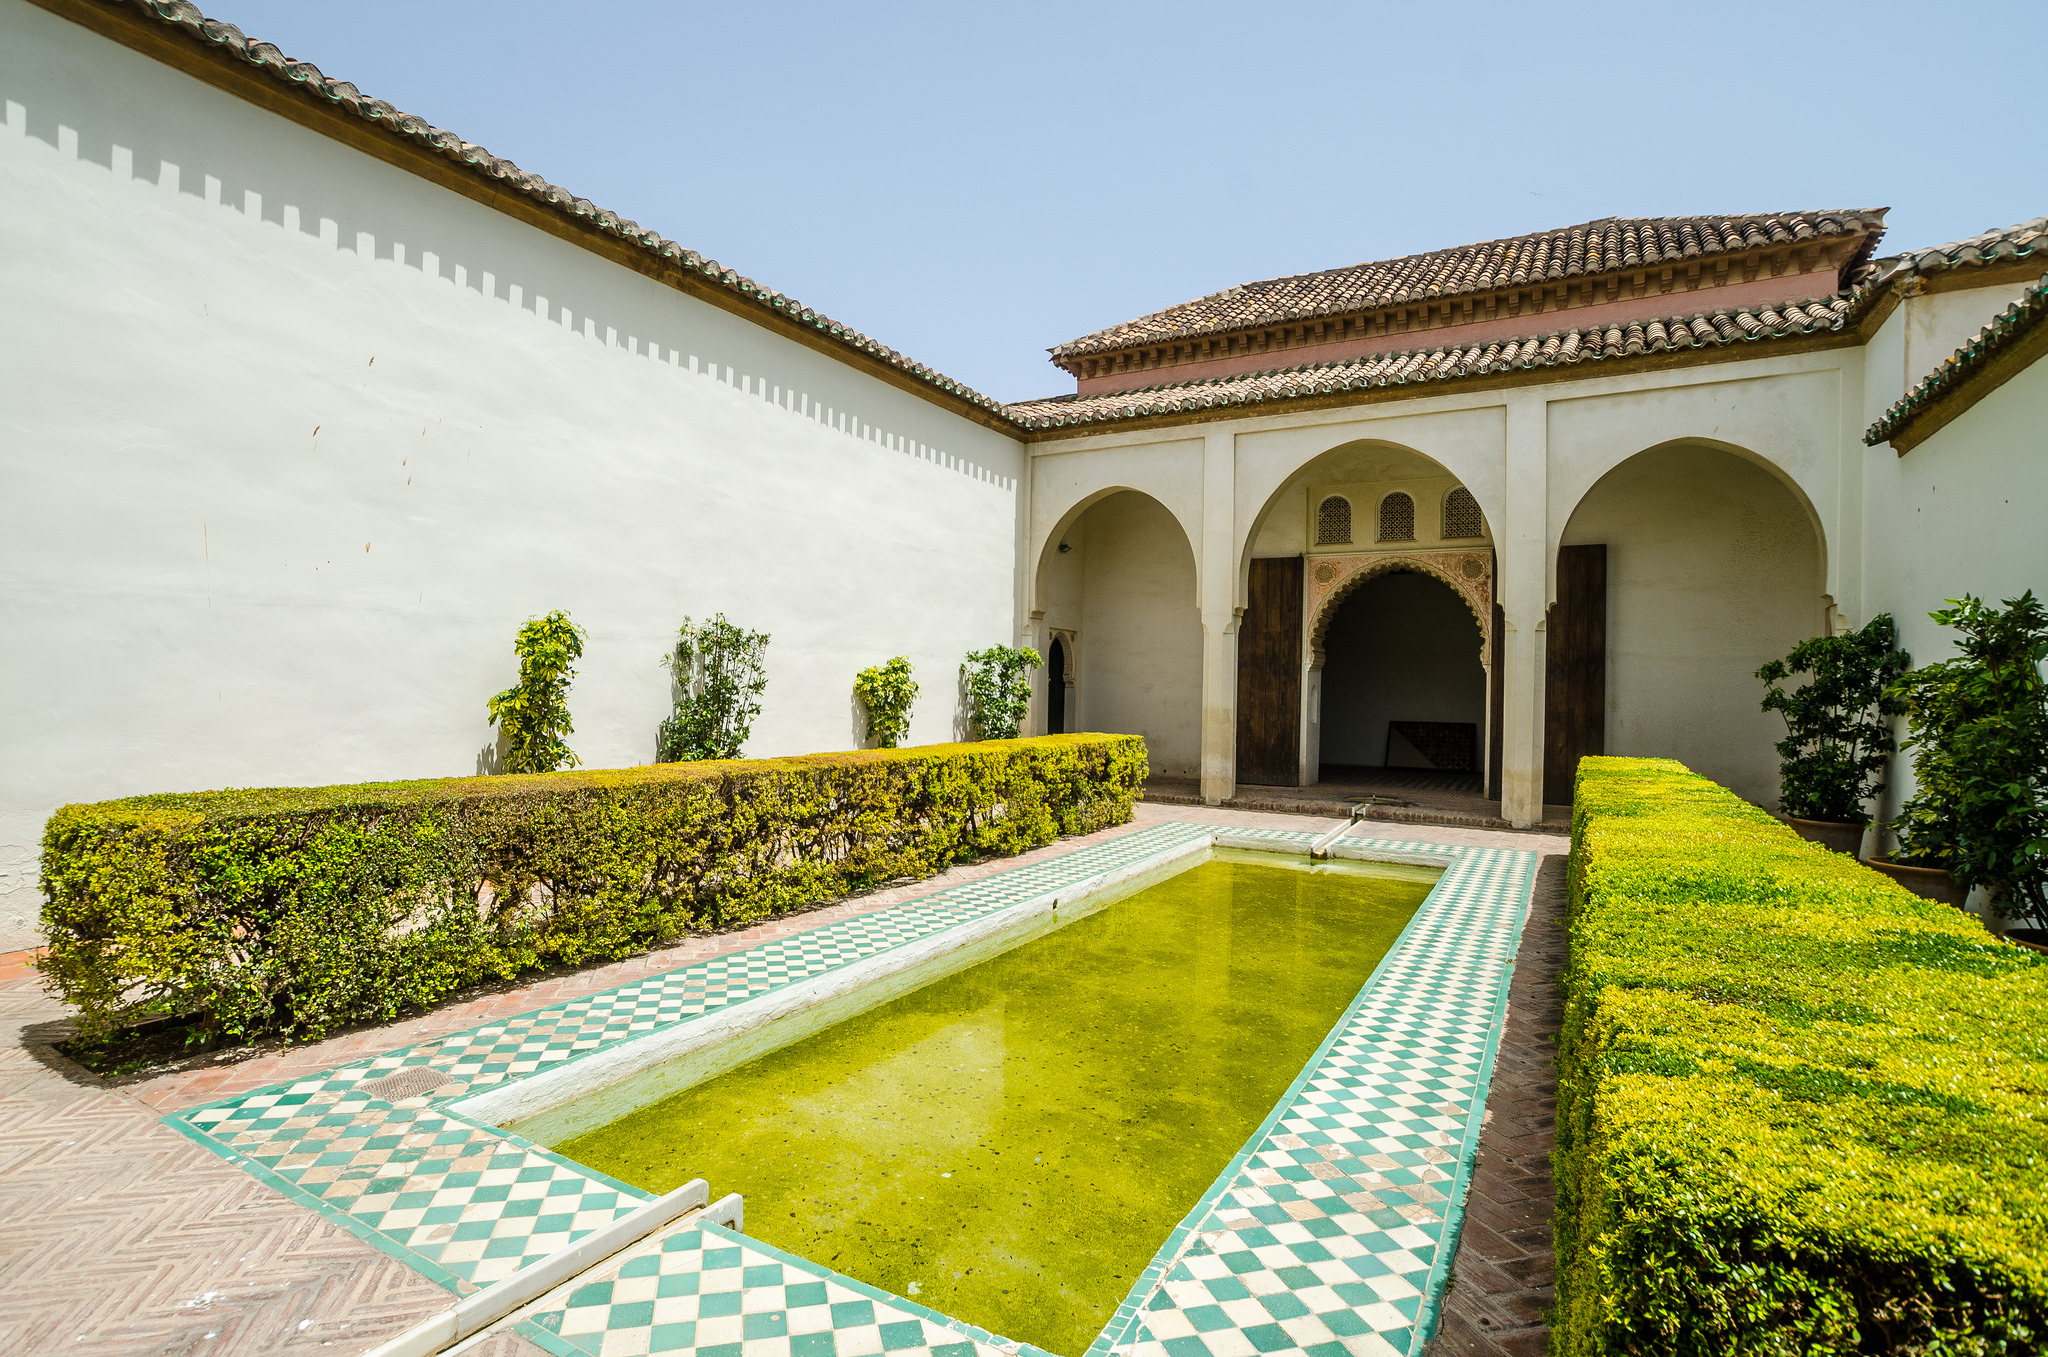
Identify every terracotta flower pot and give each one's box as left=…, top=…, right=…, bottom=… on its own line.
left=2003, top=928, right=2048, bottom=956
left=1788, top=817, right=1866, bottom=856
left=1863, top=855, right=1969, bottom=909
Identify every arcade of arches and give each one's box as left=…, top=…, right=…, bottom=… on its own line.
left=1034, top=439, right=1823, bottom=816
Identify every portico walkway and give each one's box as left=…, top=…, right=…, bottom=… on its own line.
left=1145, top=770, right=1571, bottom=834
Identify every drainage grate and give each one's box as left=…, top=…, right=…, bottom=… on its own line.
left=356, top=1066, right=457, bottom=1102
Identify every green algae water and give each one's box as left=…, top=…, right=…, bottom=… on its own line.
left=557, top=849, right=1434, bottom=1354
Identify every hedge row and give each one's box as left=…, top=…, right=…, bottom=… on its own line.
left=40, top=734, right=1145, bottom=1046
left=1556, top=757, right=2048, bottom=1354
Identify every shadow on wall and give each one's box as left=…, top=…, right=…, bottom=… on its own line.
left=1070, top=492, right=1203, bottom=777
left=1560, top=441, right=1823, bottom=805
left=0, top=29, right=1014, bottom=489
left=952, top=667, right=974, bottom=743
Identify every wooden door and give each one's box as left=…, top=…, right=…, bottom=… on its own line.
left=1236, top=557, right=1303, bottom=786
left=1544, top=544, right=1607, bottom=804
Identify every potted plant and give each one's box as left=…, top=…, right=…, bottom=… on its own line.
left=1756, top=613, right=1908, bottom=855
left=1883, top=592, right=2048, bottom=930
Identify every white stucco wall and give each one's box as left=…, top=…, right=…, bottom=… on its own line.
left=1863, top=352, right=2048, bottom=827
left=1319, top=573, right=1486, bottom=768
left=0, top=2, right=1024, bottom=950
left=1561, top=442, right=1825, bottom=806
left=1073, top=493, right=1203, bottom=776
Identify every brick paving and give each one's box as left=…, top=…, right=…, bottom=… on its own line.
left=1424, top=852, right=1568, bottom=1357
left=1, top=803, right=1566, bottom=1356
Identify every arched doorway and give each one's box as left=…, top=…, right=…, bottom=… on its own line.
left=1318, top=569, right=1487, bottom=788
left=1047, top=637, right=1068, bottom=734
left=1033, top=490, right=1201, bottom=776
left=1556, top=440, right=1824, bottom=805
left=1236, top=439, right=1497, bottom=792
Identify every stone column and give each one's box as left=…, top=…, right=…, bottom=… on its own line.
left=1024, top=609, right=1047, bottom=736
left=1500, top=393, right=1549, bottom=827
left=1199, top=430, right=1239, bottom=805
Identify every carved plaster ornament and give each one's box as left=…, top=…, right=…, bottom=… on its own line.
left=1305, top=550, right=1495, bottom=670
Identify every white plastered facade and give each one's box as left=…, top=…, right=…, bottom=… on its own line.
left=0, top=3, right=1027, bottom=949
left=3, top=0, right=2045, bottom=952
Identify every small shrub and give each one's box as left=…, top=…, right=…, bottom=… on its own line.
left=1755, top=613, right=1907, bottom=822
left=657, top=614, right=770, bottom=762
left=1555, top=756, right=2048, bottom=1356
left=962, top=644, right=1042, bottom=740
left=854, top=656, right=918, bottom=748
left=37, top=735, right=1147, bottom=1046
left=487, top=611, right=585, bottom=774
left=1890, top=592, right=2048, bottom=925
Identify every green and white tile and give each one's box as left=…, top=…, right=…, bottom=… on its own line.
left=164, top=820, right=1537, bottom=1357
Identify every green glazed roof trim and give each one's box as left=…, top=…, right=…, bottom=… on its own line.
left=1009, top=289, right=1870, bottom=431
left=1875, top=215, right=2048, bottom=282
left=1865, top=272, right=2048, bottom=447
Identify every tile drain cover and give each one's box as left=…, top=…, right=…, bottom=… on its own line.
left=356, top=1066, right=458, bottom=1102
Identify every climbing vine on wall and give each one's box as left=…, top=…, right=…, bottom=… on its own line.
left=658, top=614, right=771, bottom=762
left=855, top=656, right=919, bottom=748
left=487, top=611, right=585, bottom=773
left=962, top=645, right=1042, bottom=740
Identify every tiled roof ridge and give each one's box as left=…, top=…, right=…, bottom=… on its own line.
left=1877, top=215, right=2048, bottom=281
left=1009, top=287, right=1873, bottom=431
left=108, top=0, right=1020, bottom=423
left=1865, top=272, right=2048, bottom=447
left=1048, top=209, right=1889, bottom=361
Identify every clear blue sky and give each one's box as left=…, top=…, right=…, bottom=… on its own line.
left=219, top=1, right=2047, bottom=403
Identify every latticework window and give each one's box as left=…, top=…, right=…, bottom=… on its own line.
left=1442, top=487, right=1484, bottom=539
left=1377, top=492, right=1415, bottom=542
left=1315, top=495, right=1352, bottom=545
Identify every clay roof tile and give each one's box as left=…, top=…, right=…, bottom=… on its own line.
left=1008, top=288, right=1868, bottom=431
left=1048, top=210, right=1886, bottom=362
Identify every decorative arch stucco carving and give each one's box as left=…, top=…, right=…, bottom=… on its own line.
left=1305, top=550, right=1494, bottom=670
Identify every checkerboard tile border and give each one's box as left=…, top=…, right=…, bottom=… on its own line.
left=160, top=821, right=1535, bottom=1357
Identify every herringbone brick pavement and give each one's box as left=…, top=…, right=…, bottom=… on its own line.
left=0, top=983, right=540, bottom=1355
left=1424, top=852, right=1567, bottom=1357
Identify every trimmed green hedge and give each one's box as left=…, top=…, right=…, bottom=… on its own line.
left=40, top=734, right=1145, bottom=1046
left=1557, top=757, right=2048, bottom=1354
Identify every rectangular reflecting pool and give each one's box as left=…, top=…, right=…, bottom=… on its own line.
left=551, top=848, right=1438, bottom=1354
